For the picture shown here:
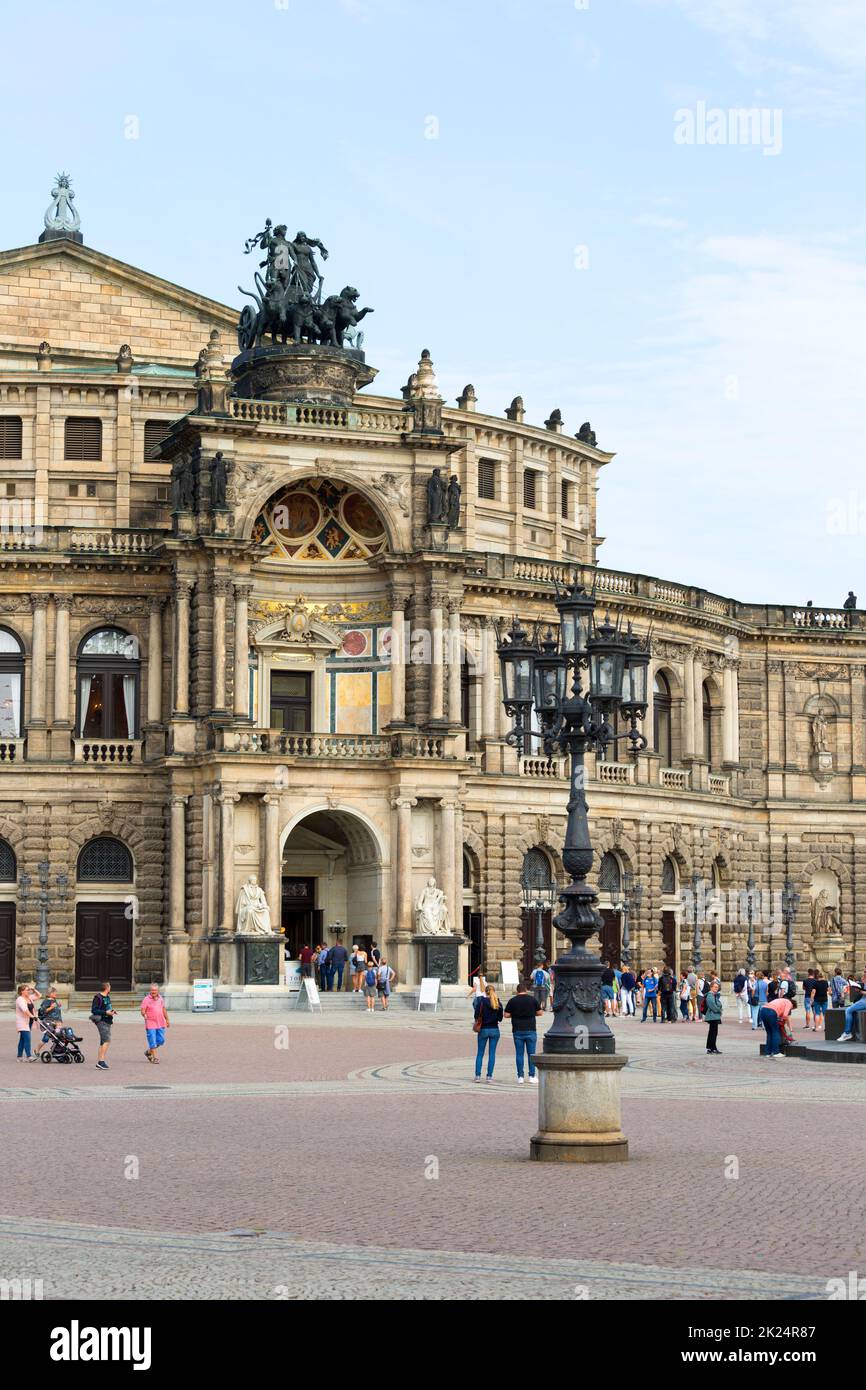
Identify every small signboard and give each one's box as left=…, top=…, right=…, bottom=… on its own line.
left=192, top=979, right=214, bottom=1012
left=500, top=959, right=520, bottom=988
left=285, top=961, right=303, bottom=993
left=295, top=978, right=322, bottom=1012
left=417, top=977, right=441, bottom=1012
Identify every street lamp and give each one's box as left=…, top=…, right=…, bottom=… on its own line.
left=19, top=861, right=69, bottom=994
left=744, top=878, right=757, bottom=972
left=497, top=586, right=650, bottom=1055
left=781, top=878, right=800, bottom=971
left=612, top=872, right=644, bottom=969
left=682, top=872, right=703, bottom=974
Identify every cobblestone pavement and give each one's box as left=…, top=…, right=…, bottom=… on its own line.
left=0, top=1009, right=863, bottom=1299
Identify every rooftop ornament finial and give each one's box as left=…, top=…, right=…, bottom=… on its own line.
left=39, top=172, right=83, bottom=245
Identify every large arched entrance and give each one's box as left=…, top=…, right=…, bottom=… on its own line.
left=279, top=809, right=383, bottom=963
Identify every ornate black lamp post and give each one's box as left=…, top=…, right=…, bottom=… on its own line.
left=744, top=878, right=757, bottom=972
left=498, top=592, right=650, bottom=1056
left=781, top=878, right=800, bottom=971
left=19, top=862, right=69, bottom=994
left=612, top=873, right=643, bottom=969
left=682, top=872, right=703, bottom=973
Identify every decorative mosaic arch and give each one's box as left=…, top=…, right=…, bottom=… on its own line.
left=252, top=477, right=389, bottom=563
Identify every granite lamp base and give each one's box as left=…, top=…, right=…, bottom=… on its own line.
left=530, top=1053, right=629, bottom=1163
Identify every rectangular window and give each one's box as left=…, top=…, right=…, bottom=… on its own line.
left=0, top=417, right=22, bottom=460
left=86, top=483, right=97, bottom=498
left=156, top=485, right=169, bottom=502
left=79, top=673, right=135, bottom=739
left=144, top=419, right=173, bottom=460
left=561, top=479, right=571, bottom=520
left=68, top=483, right=79, bottom=497
left=270, top=671, right=312, bottom=733
left=477, top=458, right=497, bottom=500
left=4, top=483, right=14, bottom=498
left=64, top=417, right=102, bottom=461
left=0, top=672, right=22, bottom=737
left=523, top=469, right=538, bottom=510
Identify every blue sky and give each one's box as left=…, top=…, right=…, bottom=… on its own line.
left=2, top=0, right=865, bottom=603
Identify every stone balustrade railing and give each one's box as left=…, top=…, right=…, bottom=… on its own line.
left=74, top=739, right=141, bottom=764
left=597, top=761, right=635, bottom=785
left=69, top=530, right=153, bottom=555
left=0, top=738, right=24, bottom=763
left=661, top=767, right=689, bottom=791
left=709, top=775, right=729, bottom=796
left=217, top=728, right=446, bottom=760
left=228, top=398, right=409, bottom=434
left=521, top=754, right=567, bottom=778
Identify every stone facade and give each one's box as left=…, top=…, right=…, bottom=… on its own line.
left=0, top=225, right=863, bottom=998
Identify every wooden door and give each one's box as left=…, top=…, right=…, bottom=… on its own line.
left=0, top=903, right=15, bottom=988
left=599, top=909, right=621, bottom=968
left=75, top=903, right=132, bottom=991
left=661, top=911, right=678, bottom=974
left=520, top=909, right=552, bottom=978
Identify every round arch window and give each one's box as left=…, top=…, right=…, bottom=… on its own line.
left=77, top=628, right=140, bottom=740
left=0, top=837, right=16, bottom=881
left=77, top=836, right=134, bottom=883
left=0, top=627, right=24, bottom=738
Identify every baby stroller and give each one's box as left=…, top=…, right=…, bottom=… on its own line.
left=39, top=1019, right=85, bottom=1064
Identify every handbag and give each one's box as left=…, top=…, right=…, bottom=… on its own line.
left=473, top=1002, right=483, bottom=1034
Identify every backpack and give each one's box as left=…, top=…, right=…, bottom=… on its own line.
left=699, top=993, right=708, bottom=1015
left=364, top=967, right=376, bottom=987
left=532, top=968, right=546, bottom=987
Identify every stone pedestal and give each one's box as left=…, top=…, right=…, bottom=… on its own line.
left=164, top=935, right=190, bottom=987
left=242, top=936, right=281, bottom=986
left=812, top=933, right=846, bottom=978
left=413, top=934, right=467, bottom=986
left=530, top=1053, right=629, bottom=1163
left=230, top=344, right=376, bottom=405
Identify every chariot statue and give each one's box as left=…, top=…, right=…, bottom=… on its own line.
left=236, top=218, right=373, bottom=353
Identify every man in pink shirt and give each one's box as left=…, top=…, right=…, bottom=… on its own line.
left=140, top=983, right=170, bottom=1064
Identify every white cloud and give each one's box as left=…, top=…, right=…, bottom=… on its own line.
left=658, top=0, right=866, bottom=70
left=634, top=213, right=688, bottom=230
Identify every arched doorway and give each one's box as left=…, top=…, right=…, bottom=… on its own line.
left=520, top=848, right=556, bottom=978
left=280, top=809, right=383, bottom=978
left=75, top=835, right=135, bottom=990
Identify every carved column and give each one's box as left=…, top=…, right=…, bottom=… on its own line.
left=262, top=794, right=281, bottom=934
left=438, top=798, right=458, bottom=935
left=731, top=662, right=740, bottom=762
left=218, top=790, right=240, bottom=935
left=429, top=593, right=445, bottom=724
left=645, top=657, right=655, bottom=750
left=29, top=595, right=48, bottom=728
left=721, top=663, right=733, bottom=763
left=233, top=581, right=252, bottom=719
left=173, top=578, right=194, bottom=716
left=388, top=592, right=410, bottom=727
left=52, top=595, right=71, bottom=726
left=212, top=576, right=230, bottom=714
left=447, top=598, right=463, bottom=726
left=482, top=617, right=497, bottom=738
left=693, top=651, right=704, bottom=756
left=683, top=649, right=696, bottom=758
left=392, top=794, right=418, bottom=936
left=147, top=598, right=163, bottom=726
left=169, top=794, right=187, bottom=934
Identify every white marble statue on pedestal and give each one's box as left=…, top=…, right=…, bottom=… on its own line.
left=235, top=876, right=274, bottom=935
left=415, top=877, right=451, bottom=935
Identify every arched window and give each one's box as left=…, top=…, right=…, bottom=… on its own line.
left=598, top=852, right=622, bottom=895
left=521, top=848, right=554, bottom=892
left=654, top=671, right=672, bottom=765
left=77, top=836, right=134, bottom=883
left=463, top=850, right=473, bottom=890
left=0, top=837, right=16, bottom=881
left=77, top=628, right=140, bottom=739
left=0, top=628, right=24, bottom=738
left=703, top=681, right=713, bottom=764
left=661, top=857, right=677, bottom=895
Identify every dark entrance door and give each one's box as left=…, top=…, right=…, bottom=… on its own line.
left=281, top=877, right=322, bottom=958
left=660, top=912, right=677, bottom=973
left=464, top=908, right=484, bottom=983
left=599, top=909, right=621, bottom=969
left=75, top=903, right=132, bottom=991
left=0, top=902, right=15, bottom=988
left=520, top=909, right=552, bottom=979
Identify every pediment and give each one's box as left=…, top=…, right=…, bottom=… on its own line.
left=0, top=240, right=235, bottom=367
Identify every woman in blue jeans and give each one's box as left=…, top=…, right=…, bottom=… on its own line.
left=473, top=985, right=504, bottom=1082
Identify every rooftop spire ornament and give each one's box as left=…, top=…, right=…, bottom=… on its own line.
left=39, top=172, right=83, bottom=245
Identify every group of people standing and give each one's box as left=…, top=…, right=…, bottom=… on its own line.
left=471, top=980, right=544, bottom=1082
